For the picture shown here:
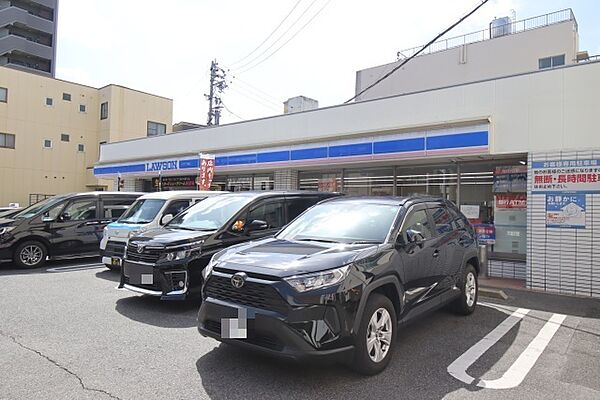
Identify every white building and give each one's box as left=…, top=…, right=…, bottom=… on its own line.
left=94, top=9, right=600, bottom=297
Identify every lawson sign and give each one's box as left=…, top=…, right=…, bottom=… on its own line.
left=145, top=160, right=179, bottom=172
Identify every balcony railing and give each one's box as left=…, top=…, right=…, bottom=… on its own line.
left=397, top=9, right=576, bottom=60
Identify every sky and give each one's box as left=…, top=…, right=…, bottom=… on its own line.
left=56, top=1, right=600, bottom=125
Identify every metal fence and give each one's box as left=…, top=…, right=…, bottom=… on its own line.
left=397, top=9, right=576, bottom=60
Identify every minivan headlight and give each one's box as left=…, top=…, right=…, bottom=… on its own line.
left=284, top=266, right=350, bottom=293
left=164, top=250, right=191, bottom=262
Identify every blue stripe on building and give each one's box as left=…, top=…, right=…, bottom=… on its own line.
left=291, top=147, right=328, bottom=160
left=257, top=150, right=290, bottom=163
left=373, top=137, right=425, bottom=154
left=426, top=131, right=488, bottom=150
left=328, top=142, right=373, bottom=157
left=94, top=130, right=488, bottom=175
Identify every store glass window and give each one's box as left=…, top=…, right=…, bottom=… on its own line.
left=299, top=171, right=341, bottom=192
left=344, top=167, right=394, bottom=196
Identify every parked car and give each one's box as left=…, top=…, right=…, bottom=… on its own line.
left=100, top=190, right=227, bottom=270
left=197, top=196, right=479, bottom=375
left=120, top=191, right=340, bottom=300
left=0, top=192, right=142, bottom=269
left=0, top=207, right=22, bottom=219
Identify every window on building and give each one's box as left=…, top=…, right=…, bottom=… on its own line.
left=79, top=104, right=86, bottom=113
left=61, top=134, right=70, bottom=142
left=46, top=97, right=53, bottom=106
left=147, top=121, right=166, bottom=137
left=539, top=54, right=565, bottom=69
left=43, top=139, right=52, bottom=149
left=78, top=144, right=85, bottom=152
left=62, top=93, right=71, bottom=101
left=0, top=87, right=7, bottom=102
left=0, top=133, right=16, bottom=149
left=100, top=102, right=108, bottom=120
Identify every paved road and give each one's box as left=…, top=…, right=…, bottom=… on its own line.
left=0, top=259, right=599, bottom=400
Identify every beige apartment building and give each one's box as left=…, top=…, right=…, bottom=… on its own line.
left=0, top=66, right=173, bottom=207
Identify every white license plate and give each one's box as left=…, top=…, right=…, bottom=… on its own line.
left=141, top=274, right=153, bottom=285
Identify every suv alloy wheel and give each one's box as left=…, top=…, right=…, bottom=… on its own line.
left=352, top=293, right=397, bottom=375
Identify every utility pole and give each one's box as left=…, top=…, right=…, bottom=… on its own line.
left=206, top=60, right=227, bottom=125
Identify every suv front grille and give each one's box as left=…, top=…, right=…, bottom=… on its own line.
left=104, top=241, right=126, bottom=257
left=126, top=243, right=162, bottom=263
left=204, top=275, right=290, bottom=314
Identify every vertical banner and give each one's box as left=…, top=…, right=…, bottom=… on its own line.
left=198, top=153, right=216, bottom=190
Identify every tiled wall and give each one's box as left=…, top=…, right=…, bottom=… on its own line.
left=274, top=169, right=299, bottom=190
left=527, top=150, right=600, bottom=297
left=488, top=260, right=527, bottom=280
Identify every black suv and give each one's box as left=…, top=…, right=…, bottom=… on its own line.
left=120, top=191, right=339, bottom=301
left=198, top=196, right=479, bottom=375
left=0, top=192, right=141, bottom=268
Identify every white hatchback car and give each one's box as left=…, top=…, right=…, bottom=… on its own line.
left=100, top=190, right=227, bottom=269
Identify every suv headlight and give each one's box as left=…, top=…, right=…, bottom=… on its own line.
left=284, top=266, right=350, bottom=293
left=203, top=250, right=226, bottom=279
left=0, top=226, right=15, bottom=236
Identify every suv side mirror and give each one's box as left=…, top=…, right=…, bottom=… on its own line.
left=406, top=229, right=425, bottom=245
left=245, top=219, right=268, bottom=234
left=160, top=214, right=173, bottom=225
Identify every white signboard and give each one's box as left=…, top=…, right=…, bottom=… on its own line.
left=532, top=159, right=600, bottom=193
left=460, top=205, right=480, bottom=220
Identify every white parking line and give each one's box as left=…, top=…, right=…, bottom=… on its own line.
left=46, top=263, right=104, bottom=272
left=447, top=307, right=567, bottom=389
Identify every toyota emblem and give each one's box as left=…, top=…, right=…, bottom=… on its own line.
left=231, top=272, right=247, bottom=289
left=137, top=244, right=145, bottom=254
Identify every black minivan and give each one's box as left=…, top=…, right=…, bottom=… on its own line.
left=0, top=192, right=141, bottom=268
left=120, top=191, right=339, bottom=301
left=198, top=196, right=479, bottom=375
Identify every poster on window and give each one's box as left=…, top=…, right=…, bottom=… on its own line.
left=473, top=224, right=496, bottom=244
left=318, top=178, right=338, bottom=192
left=495, top=194, right=527, bottom=209
left=198, top=154, right=215, bottom=190
left=546, top=194, right=586, bottom=229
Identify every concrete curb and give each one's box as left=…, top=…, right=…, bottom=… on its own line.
left=479, top=287, right=508, bottom=300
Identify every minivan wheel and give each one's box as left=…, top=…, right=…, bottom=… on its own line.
left=452, top=264, right=478, bottom=315
left=14, top=241, right=47, bottom=269
left=351, top=293, right=397, bottom=375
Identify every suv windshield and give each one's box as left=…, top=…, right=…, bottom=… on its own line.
left=118, top=199, right=165, bottom=224
left=12, top=196, right=67, bottom=219
left=167, top=195, right=253, bottom=231
left=277, top=202, right=400, bottom=244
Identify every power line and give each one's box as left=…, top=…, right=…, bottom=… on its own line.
left=231, top=0, right=320, bottom=72
left=229, top=86, right=281, bottom=112
left=229, top=79, right=281, bottom=107
left=229, top=75, right=281, bottom=104
left=221, top=101, right=245, bottom=121
left=236, top=0, right=332, bottom=74
left=345, top=0, right=490, bottom=104
left=228, top=0, right=304, bottom=67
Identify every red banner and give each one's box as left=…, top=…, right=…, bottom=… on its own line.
left=495, top=194, right=527, bottom=209
left=198, top=155, right=215, bottom=190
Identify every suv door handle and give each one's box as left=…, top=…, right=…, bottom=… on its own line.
left=433, top=250, right=440, bottom=258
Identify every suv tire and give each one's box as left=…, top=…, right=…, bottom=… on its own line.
left=14, top=240, right=47, bottom=269
left=351, top=293, right=397, bottom=375
left=452, top=263, right=478, bottom=315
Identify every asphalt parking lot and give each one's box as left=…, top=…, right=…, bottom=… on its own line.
left=1, top=259, right=599, bottom=400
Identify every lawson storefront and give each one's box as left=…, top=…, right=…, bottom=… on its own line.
left=94, top=123, right=530, bottom=284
